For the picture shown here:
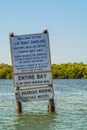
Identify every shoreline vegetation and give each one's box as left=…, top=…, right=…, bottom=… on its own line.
left=0, top=62, right=87, bottom=79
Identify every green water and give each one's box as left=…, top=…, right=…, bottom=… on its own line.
left=0, top=79, right=87, bottom=130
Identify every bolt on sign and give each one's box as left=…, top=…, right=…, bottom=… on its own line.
left=10, top=32, right=54, bottom=101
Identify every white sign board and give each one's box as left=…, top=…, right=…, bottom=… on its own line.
left=14, top=72, right=52, bottom=87
left=10, top=33, right=52, bottom=87
left=15, top=86, right=54, bottom=102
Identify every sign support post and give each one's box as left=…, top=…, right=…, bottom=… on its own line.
left=48, top=99, right=55, bottom=112
left=10, top=33, right=22, bottom=113
left=16, top=100, right=22, bottom=113
left=15, top=86, right=22, bottom=113
left=43, top=29, right=55, bottom=112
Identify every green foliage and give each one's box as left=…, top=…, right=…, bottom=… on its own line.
left=0, top=63, right=13, bottom=79
left=52, top=62, right=87, bottom=79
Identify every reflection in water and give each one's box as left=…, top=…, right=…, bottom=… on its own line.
left=14, top=112, right=57, bottom=130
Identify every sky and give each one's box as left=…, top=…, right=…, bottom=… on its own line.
left=0, top=0, right=87, bottom=65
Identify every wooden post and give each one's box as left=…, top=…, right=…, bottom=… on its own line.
left=43, top=28, right=48, bottom=33
left=14, top=86, right=22, bottom=113
left=48, top=99, right=55, bottom=112
left=43, top=29, right=55, bottom=112
left=9, top=32, right=14, bottom=37
left=9, top=33, right=22, bottom=113
left=16, top=100, right=22, bottom=113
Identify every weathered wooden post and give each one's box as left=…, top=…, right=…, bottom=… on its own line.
left=48, top=84, right=55, bottom=112
left=16, top=100, right=22, bottom=113
left=14, top=86, right=22, bottom=113
left=9, top=33, right=22, bottom=113
left=48, top=99, right=55, bottom=112
left=43, top=29, right=55, bottom=112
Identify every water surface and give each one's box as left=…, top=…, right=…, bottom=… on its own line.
left=0, top=79, right=87, bottom=130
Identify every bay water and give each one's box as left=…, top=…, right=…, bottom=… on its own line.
left=0, top=79, right=87, bottom=130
